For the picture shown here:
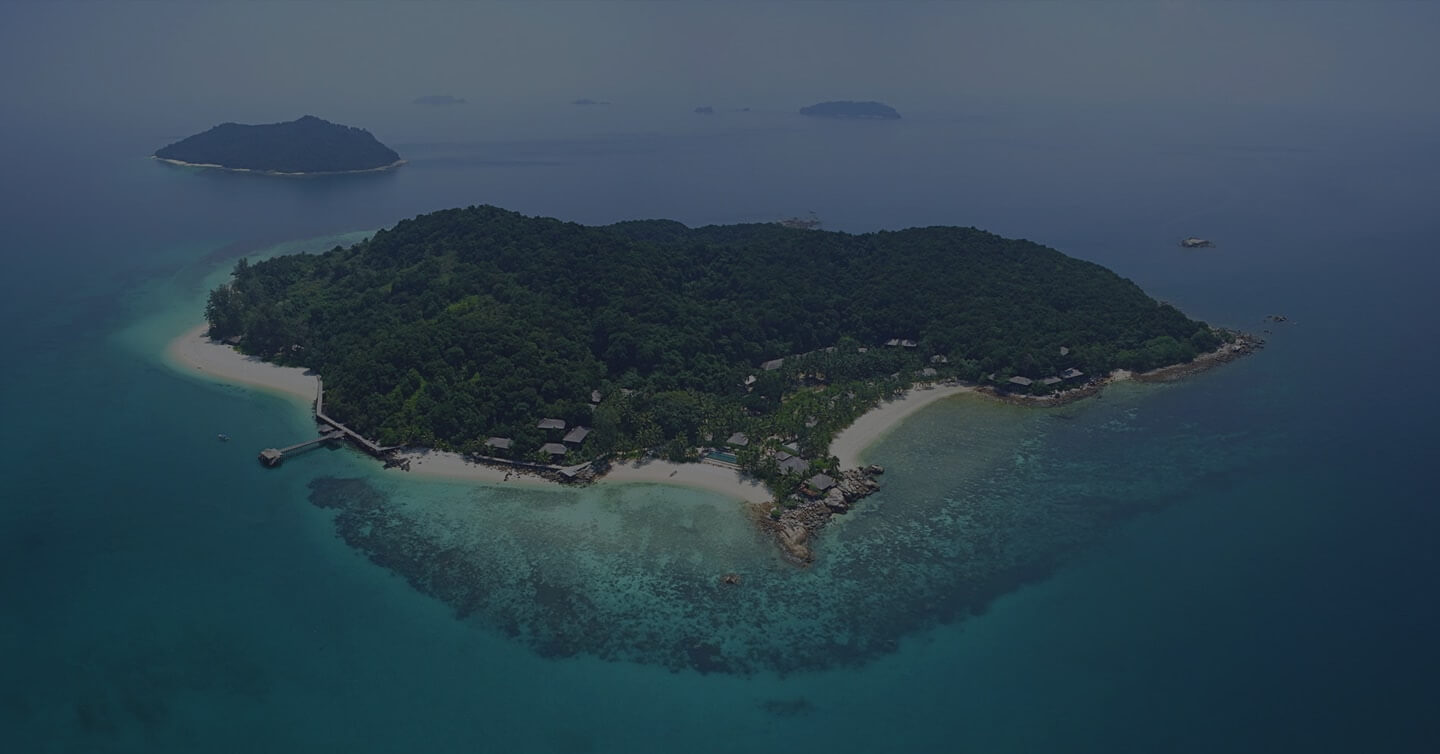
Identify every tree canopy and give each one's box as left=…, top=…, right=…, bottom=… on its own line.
left=206, top=205, right=1221, bottom=469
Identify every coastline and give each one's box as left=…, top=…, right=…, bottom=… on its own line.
left=166, top=324, right=317, bottom=403
left=829, top=384, right=975, bottom=468
left=166, top=321, right=1260, bottom=512
left=163, top=323, right=775, bottom=503
left=152, top=156, right=406, bottom=177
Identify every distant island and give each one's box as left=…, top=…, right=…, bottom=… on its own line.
left=800, top=101, right=901, bottom=120
left=1180, top=237, right=1216, bottom=248
left=153, top=115, right=402, bottom=175
left=413, top=94, right=466, bottom=106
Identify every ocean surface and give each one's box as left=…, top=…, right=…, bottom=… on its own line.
left=2, top=102, right=1437, bottom=752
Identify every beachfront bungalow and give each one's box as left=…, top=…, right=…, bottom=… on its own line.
left=537, top=418, right=567, bottom=431
left=484, top=437, right=513, bottom=451
left=563, top=426, right=591, bottom=445
left=1007, top=376, right=1034, bottom=388
left=727, top=432, right=749, bottom=447
left=807, top=473, right=836, bottom=492
left=1041, top=377, right=1063, bottom=386
left=778, top=455, right=809, bottom=475
left=540, top=442, right=568, bottom=458
left=1061, top=368, right=1085, bottom=380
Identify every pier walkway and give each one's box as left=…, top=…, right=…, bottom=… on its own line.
left=259, top=376, right=399, bottom=467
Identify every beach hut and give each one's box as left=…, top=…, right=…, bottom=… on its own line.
left=537, top=418, right=566, bottom=431
left=1061, top=368, right=1085, bottom=380
left=484, top=437, right=513, bottom=450
left=778, top=456, right=809, bottom=475
left=727, top=432, right=749, bottom=447
left=540, top=442, right=568, bottom=458
left=1007, top=376, right=1034, bottom=388
left=806, top=473, right=836, bottom=491
left=563, top=426, right=591, bottom=445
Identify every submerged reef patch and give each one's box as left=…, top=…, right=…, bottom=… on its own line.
left=308, top=391, right=1282, bottom=675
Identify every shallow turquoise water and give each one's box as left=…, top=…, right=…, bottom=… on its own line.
left=2, top=106, right=1437, bottom=751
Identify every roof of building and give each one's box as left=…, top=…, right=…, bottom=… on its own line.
left=807, top=473, right=836, bottom=490
left=901, top=339, right=918, bottom=348
left=1061, top=368, right=1085, bottom=379
left=761, top=358, right=785, bottom=371
left=590, top=390, right=603, bottom=403
left=885, top=338, right=901, bottom=346
left=563, top=426, right=591, bottom=444
left=537, top=418, right=566, bottom=430
left=774, top=450, right=794, bottom=461
left=540, top=442, right=568, bottom=456
left=1059, top=346, right=1070, bottom=356
left=931, top=355, right=949, bottom=363
left=1041, top=377, right=1063, bottom=385
left=727, top=432, right=749, bottom=447
left=484, top=437, right=513, bottom=449
left=1008, top=376, right=1034, bottom=386
left=743, top=374, right=757, bottom=386
left=779, top=456, right=809, bottom=475
left=921, top=367, right=938, bottom=377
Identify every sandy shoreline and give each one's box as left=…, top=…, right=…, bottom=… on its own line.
left=166, top=324, right=318, bottom=402
left=829, top=384, right=975, bottom=468
left=152, top=156, right=406, bottom=176
left=163, top=324, right=777, bottom=502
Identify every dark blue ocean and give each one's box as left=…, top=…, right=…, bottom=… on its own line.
left=2, top=101, right=1437, bottom=752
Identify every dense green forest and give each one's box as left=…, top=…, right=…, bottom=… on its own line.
left=206, top=205, right=1222, bottom=478
left=155, top=115, right=400, bottom=173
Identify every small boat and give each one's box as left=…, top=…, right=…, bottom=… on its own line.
left=217, top=433, right=231, bottom=442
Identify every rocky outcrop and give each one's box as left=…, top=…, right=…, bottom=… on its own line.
left=763, top=467, right=885, bottom=566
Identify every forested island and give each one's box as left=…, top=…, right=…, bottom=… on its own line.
left=154, top=115, right=402, bottom=174
left=800, top=101, right=901, bottom=119
left=205, top=205, right=1238, bottom=499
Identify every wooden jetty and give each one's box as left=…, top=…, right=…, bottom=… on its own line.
left=258, top=377, right=399, bottom=468
left=258, top=428, right=342, bottom=467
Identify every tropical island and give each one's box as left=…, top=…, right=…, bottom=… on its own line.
left=187, top=205, right=1262, bottom=559
left=153, top=115, right=402, bottom=175
left=800, top=101, right=902, bottom=119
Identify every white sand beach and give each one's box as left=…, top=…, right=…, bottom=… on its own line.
left=601, top=458, right=773, bottom=503
left=166, top=324, right=318, bottom=402
left=829, top=384, right=974, bottom=468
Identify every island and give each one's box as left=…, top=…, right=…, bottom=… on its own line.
left=799, top=101, right=901, bottom=120
left=1180, top=237, right=1216, bottom=248
left=197, top=205, right=1257, bottom=562
left=153, top=115, right=402, bottom=175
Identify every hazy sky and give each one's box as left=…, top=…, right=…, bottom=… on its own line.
left=2, top=1, right=1437, bottom=131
